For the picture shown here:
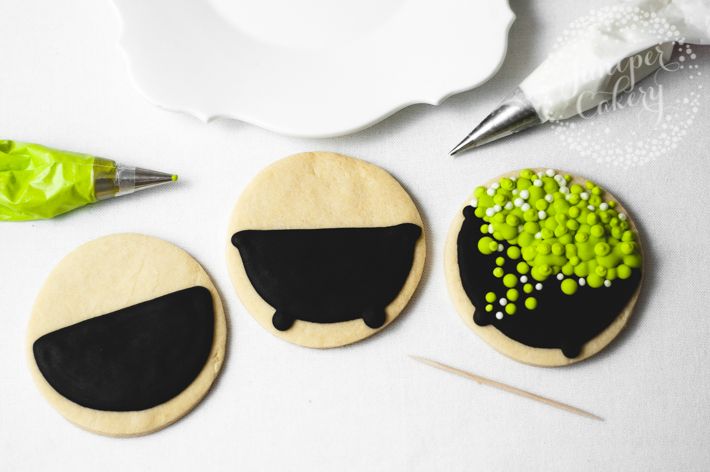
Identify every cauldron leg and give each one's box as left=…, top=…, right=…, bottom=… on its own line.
left=561, top=341, right=582, bottom=359
left=363, top=308, right=386, bottom=329
left=272, top=311, right=295, bottom=331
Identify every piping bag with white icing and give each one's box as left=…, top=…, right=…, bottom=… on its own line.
left=450, top=0, right=710, bottom=156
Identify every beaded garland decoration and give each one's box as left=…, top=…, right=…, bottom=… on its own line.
left=456, top=169, right=642, bottom=358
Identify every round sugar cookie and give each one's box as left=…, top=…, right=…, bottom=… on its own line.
left=445, top=169, right=643, bottom=366
left=27, top=234, right=227, bottom=436
left=226, top=151, right=426, bottom=348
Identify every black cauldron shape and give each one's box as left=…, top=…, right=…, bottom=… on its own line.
left=458, top=206, right=641, bottom=358
left=232, top=223, right=421, bottom=331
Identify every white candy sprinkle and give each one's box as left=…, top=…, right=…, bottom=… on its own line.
left=619, top=213, right=627, bottom=221
left=496, top=311, right=504, bottom=320
left=560, top=186, right=570, bottom=194
left=604, top=279, right=612, bottom=287
left=538, top=210, right=547, bottom=220
left=470, top=198, right=478, bottom=207
left=518, top=225, right=524, bottom=233
left=599, top=202, right=609, bottom=210
left=521, top=203, right=531, bottom=211
left=533, top=179, right=543, bottom=187
left=491, top=182, right=500, bottom=189
left=534, top=232, right=542, bottom=239
left=537, top=171, right=544, bottom=177
left=514, top=198, right=524, bottom=207
left=493, top=204, right=502, bottom=212
left=485, top=208, right=495, bottom=217
left=512, top=189, right=518, bottom=195
left=497, top=244, right=504, bottom=252
left=588, top=205, right=595, bottom=211
left=535, top=283, right=543, bottom=291
left=557, top=273, right=564, bottom=280
left=488, top=225, right=494, bottom=234
left=579, top=278, right=587, bottom=286
left=520, top=275, right=528, bottom=283
left=580, top=192, right=589, bottom=200
left=510, top=177, right=517, bottom=181
left=545, top=194, right=554, bottom=203
left=504, top=202, right=514, bottom=210
left=520, top=190, right=530, bottom=199
left=565, top=193, right=573, bottom=201
left=487, top=188, right=496, bottom=196
left=499, top=298, right=508, bottom=306
left=546, top=169, right=556, bottom=177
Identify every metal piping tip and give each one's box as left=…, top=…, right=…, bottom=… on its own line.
left=133, top=167, right=178, bottom=192
left=449, top=88, right=542, bottom=156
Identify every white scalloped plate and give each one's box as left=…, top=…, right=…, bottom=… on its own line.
left=113, top=0, right=514, bottom=137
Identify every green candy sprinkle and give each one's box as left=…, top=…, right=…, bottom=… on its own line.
left=486, top=304, right=494, bottom=312
left=505, top=303, right=517, bottom=315
left=561, top=278, right=578, bottom=295
left=503, top=274, right=518, bottom=288
left=493, top=267, right=504, bottom=278
left=495, top=256, right=505, bottom=266
left=523, top=283, right=533, bottom=294
left=507, top=246, right=521, bottom=260
left=617, top=264, right=632, bottom=279
left=516, top=261, right=530, bottom=274
left=524, top=297, right=538, bottom=310
left=485, top=292, right=497, bottom=303
left=506, top=288, right=519, bottom=302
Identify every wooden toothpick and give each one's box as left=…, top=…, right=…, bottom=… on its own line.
left=410, top=355, right=603, bottom=422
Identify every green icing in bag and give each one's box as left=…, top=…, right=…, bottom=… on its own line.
left=0, top=140, right=98, bottom=221
left=0, top=140, right=177, bottom=221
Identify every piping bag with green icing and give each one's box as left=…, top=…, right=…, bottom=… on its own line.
left=0, top=140, right=177, bottom=221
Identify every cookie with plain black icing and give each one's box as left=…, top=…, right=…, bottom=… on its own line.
left=27, top=234, right=227, bottom=436
left=444, top=169, right=643, bottom=366
left=226, top=152, right=426, bottom=348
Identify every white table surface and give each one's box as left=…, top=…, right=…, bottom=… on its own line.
left=2, top=1, right=709, bottom=470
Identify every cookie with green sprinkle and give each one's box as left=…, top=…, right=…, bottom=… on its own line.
left=444, top=169, right=643, bottom=366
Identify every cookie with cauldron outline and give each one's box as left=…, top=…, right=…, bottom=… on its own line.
left=27, top=234, right=227, bottom=436
left=226, top=152, right=426, bottom=348
left=444, top=169, right=643, bottom=366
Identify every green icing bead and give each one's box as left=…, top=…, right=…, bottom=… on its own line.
left=503, top=274, right=518, bottom=288
left=500, top=177, right=514, bottom=190
left=594, top=242, right=611, bottom=256
left=624, top=254, right=642, bottom=268
left=507, top=246, right=521, bottom=260
left=518, top=232, right=535, bottom=247
left=493, top=194, right=506, bottom=205
left=561, top=278, right=578, bottom=295
left=544, top=218, right=557, bottom=230
left=565, top=244, right=577, bottom=257
left=516, top=261, right=530, bottom=274
left=562, top=263, right=574, bottom=276
left=570, top=184, right=583, bottom=194
left=495, top=256, right=505, bottom=266
left=524, top=297, right=538, bottom=310
left=590, top=195, right=602, bottom=206
left=517, top=178, right=532, bottom=189
left=475, top=207, right=485, bottom=218
left=480, top=224, right=489, bottom=234
left=620, top=241, right=636, bottom=255
left=566, top=219, right=579, bottom=231
left=531, top=264, right=552, bottom=281
left=554, top=225, right=568, bottom=238
left=611, top=227, right=622, bottom=239
left=485, top=304, right=494, bottom=312
left=541, top=228, right=554, bottom=239
left=474, top=186, right=487, bottom=198
left=585, top=180, right=595, bottom=190
left=485, top=292, right=497, bottom=303
left=575, top=232, right=589, bottom=243
left=607, top=267, right=617, bottom=281
left=568, top=194, right=580, bottom=205
left=536, top=243, right=551, bottom=255
left=586, top=213, right=598, bottom=225
left=535, top=199, right=548, bottom=211
left=523, top=283, right=533, bottom=294
left=524, top=221, right=540, bottom=234
left=595, top=265, right=607, bottom=277
left=574, top=263, right=589, bottom=277
left=591, top=224, right=605, bottom=237
left=587, top=273, right=604, bottom=288
left=493, top=213, right=505, bottom=223
left=505, top=214, right=520, bottom=226
left=529, top=186, right=545, bottom=201
left=520, top=169, right=535, bottom=179
left=506, top=288, right=519, bottom=302
left=622, top=230, right=635, bottom=242
left=617, top=264, right=632, bottom=279
left=477, top=236, right=495, bottom=255
left=522, top=246, right=537, bottom=261
left=493, top=267, right=504, bottom=278
left=558, top=234, right=573, bottom=245
left=505, top=303, right=517, bottom=315
left=551, top=243, right=565, bottom=256
left=523, top=209, right=538, bottom=222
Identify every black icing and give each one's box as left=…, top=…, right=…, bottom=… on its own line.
left=231, top=223, right=421, bottom=330
left=33, top=286, right=214, bottom=411
left=458, top=206, right=641, bottom=358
